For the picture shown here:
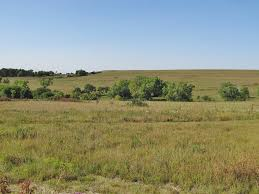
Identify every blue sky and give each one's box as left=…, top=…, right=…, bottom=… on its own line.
left=0, top=0, right=259, bottom=72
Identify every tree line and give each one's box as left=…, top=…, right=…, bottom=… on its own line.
left=0, top=68, right=101, bottom=77
left=0, top=76, right=253, bottom=102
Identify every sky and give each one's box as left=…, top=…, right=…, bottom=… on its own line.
left=0, top=0, right=259, bottom=72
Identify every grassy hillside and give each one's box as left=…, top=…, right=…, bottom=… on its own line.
left=1, top=101, right=259, bottom=193
left=8, top=70, right=259, bottom=100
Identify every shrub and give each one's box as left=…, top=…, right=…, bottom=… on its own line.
left=219, top=82, right=250, bottom=101
left=129, top=76, right=165, bottom=100
left=97, top=86, right=110, bottom=95
left=0, top=83, right=32, bottom=99
left=2, top=78, right=10, bottom=84
left=51, top=90, right=64, bottom=100
left=239, top=87, right=250, bottom=101
left=109, top=80, right=131, bottom=100
left=40, top=78, right=53, bottom=88
left=80, top=91, right=100, bottom=100
left=197, top=95, right=214, bottom=102
left=72, top=87, right=82, bottom=99
left=83, top=84, right=96, bottom=94
left=0, top=77, right=2, bottom=83
left=32, top=88, right=54, bottom=99
left=163, top=82, right=195, bottom=101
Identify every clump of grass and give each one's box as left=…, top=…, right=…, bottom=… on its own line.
left=127, top=98, right=148, bottom=107
left=197, top=95, right=214, bottom=102
left=15, top=127, right=37, bottom=140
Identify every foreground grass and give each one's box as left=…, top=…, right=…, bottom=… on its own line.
left=1, top=101, right=259, bottom=193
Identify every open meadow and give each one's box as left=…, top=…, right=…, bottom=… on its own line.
left=1, top=70, right=259, bottom=193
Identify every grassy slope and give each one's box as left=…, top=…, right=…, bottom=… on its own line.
left=1, top=101, right=259, bottom=193
left=8, top=70, right=259, bottom=100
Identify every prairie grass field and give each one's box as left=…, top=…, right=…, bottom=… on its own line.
left=1, top=100, right=259, bottom=193
left=1, top=70, right=259, bottom=193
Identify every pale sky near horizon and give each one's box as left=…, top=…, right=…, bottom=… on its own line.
left=0, top=0, right=259, bottom=72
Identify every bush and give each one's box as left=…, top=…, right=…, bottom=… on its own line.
left=52, top=90, right=64, bottom=100
left=219, top=82, right=250, bottom=101
left=40, top=78, right=53, bottom=88
left=163, top=82, right=195, bottom=101
left=109, top=80, right=131, bottom=100
left=0, top=82, right=32, bottom=99
left=239, top=87, right=250, bottom=101
left=80, top=91, right=100, bottom=100
left=197, top=95, right=214, bottom=102
left=129, top=76, right=165, bottom=100
left=83, top=84, right=96, bottom=94
left=97, top=86, right=110, bottom=95
left=32, top=88, right=54, bottom=99
left=2, top=78, right=10, bottom=84
left=72, top=87, right=82, bottom=99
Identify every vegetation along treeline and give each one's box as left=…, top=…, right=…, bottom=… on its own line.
left=0, top=75, right=254, bottom=101
left=0, top=68, right=100, bottom=77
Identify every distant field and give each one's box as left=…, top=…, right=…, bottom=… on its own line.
left=1, top=101, right=259, bottom=193
left=8, top=70, right=259, bottom=100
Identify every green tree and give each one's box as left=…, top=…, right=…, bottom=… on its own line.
left=75, top=70, right=88, bottom=76
left=109, top=80, right=131, bottom=100
left=129, top=76, right=165, bottom=100
left=163, top=82, right=195, bottom=101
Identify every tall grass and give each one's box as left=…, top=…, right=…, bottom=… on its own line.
left=0, top=101, right=259, bottom=193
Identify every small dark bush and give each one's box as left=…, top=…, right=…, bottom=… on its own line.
left=72, top=87, right=82, bottom=99
left=80, top=91, right=100, bottom=100
left=239, top=87, right=250, bottom=101
left=83, top=84, right=96, bottom=94
left=32, top=87, right=51, bottom=99
left=97, top=86, right=110, bottom=95
left=51, top=90, right=65, bottom=100
left=197, top=95, right=214, bottom=102
left=2, top=78, right=10, bottom=84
